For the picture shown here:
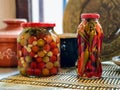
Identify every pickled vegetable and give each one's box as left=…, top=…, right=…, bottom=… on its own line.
left=17, top=23, right=60, bottom=77
left=77, top=13, right=104, bottom=78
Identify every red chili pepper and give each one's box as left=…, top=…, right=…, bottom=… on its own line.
left=96, top=25, right=104, bottom=53
left=96, top=24, right=103, bottom=38
left=92, top=35, right=98, bottom=49
left=86, top=60, right=91, bottom=68
left=90, top=54, right=95, bottom=62
left=97, top=39, right=101, bottom=54
left=85, top=64, right=95, bottom=77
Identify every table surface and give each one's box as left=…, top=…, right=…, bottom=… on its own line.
left=0, top=68, right=72, bottom=90
left=0, top=61, right=120, bottom=90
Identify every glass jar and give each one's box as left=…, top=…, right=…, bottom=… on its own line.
left=77, top=13, right=104, bottom=78
left=17, top=23, right=60, bottom=77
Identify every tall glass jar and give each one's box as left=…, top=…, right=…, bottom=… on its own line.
left=17, top=23, right=60, bottom=77
left=77, top=13, right=104, bottom=78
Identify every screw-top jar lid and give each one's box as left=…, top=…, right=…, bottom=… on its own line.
left=22, top=22, right=56, bottom=28
left=81, top=13, right=100, bottom=19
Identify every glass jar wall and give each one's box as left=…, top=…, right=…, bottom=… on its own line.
left=17, top=23, right=60, bottom=77
left=77, top=13, right=104, bottom=78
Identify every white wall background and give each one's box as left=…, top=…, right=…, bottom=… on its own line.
left=0, top=0, right=68, bottom=34
left=32, top=0, right=39, bottom=22
left=0, top=0, right=16, bottom=28
left=32, top=0, right=64, bottom=34
left=43, top=0, right=63, bottom=34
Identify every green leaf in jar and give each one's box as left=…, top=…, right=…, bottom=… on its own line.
left=28, top=28, right=38, bottom=36
left=78, top=31, right=89, bottom=45
left=84, top=22, right=90, bottom=35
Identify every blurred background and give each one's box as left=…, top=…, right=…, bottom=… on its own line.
left=0, top=0, right=69, bottom=34
left=0, top=0, right=120, bottom=60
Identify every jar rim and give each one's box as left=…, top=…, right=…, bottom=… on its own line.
left=3, top=19, right=27, bottom=24
left=21, top=22, right=56, bottom=28
left=81, top=13, right=100, bottom=19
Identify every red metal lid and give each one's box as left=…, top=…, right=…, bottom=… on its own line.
left=22, top=22, right=56, bottom=28
left=81, top=13, right=100, bottom=19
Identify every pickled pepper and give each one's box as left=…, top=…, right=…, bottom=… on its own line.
left=77, top=13, right=104, bottom=78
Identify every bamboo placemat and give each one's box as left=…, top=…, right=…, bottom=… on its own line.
left=0, top=63, right=120, bottom=90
